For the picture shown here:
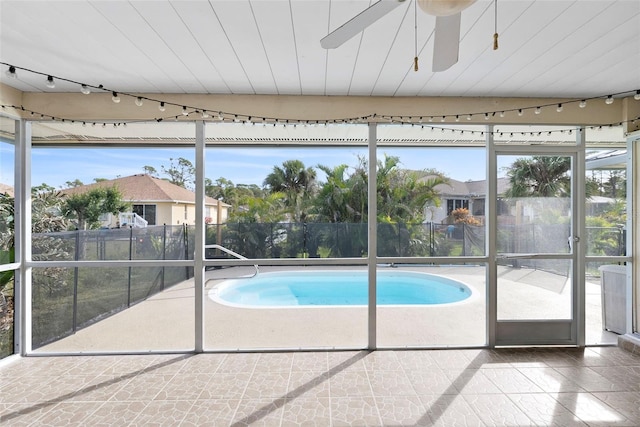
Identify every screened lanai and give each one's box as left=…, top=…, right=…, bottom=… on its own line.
left=1, top=0, right=640, bottom=359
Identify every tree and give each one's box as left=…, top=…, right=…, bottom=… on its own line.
left=504, top=156, right=571, bottom=198
left=64, top=179, right=84, bottom=188
left=375, top=154, right=446, bottom=223
left=161, top=157, right=195, bottom=189
left=314, top=164, right=353, bottom=223
left=229, top=192, right=286, bottom=224
left=63, top=187, right=128, bottom=230
left=143, top=165, right=158, bottom=177
left=263, top=160, right=317, bottom=222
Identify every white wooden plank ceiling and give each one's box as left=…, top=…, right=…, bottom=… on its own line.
left=1, top=0, right=639, bottom=98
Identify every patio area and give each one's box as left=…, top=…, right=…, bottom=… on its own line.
left=2, top=346, right=640, bottom=425
left=36, top=265, right=618, bottom=353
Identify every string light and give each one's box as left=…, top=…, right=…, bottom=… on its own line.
left=6, top=65, right=17, bottom=79
left=9, top=63, right=637, bottom=129
left=3, top=65, right=640, bottom=136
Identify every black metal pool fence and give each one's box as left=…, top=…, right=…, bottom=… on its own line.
left=30, top=222, right=624, bottom=348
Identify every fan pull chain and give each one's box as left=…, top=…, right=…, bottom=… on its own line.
left=493, top=0, right=499, bottom=50
left=414, top=0, right=419, bottom=71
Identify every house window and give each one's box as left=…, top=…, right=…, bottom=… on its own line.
left=447, top=199, right=469, bottom=215
left=132, top=204, right=156, bottom=225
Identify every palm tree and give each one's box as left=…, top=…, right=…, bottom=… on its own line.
left=314, top=164, right=353, bottom=223
left=263, top=160, right=317, bottom=222
left=505, top=156, right=571, bottom=198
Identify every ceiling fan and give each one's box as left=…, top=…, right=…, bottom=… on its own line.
left=320, top=0, right=477, bottom=72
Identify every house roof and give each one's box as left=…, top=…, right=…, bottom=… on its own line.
left=427, top=176, right=511, bottom=197
left=0, top=183, right=14, bottom=197
left=61, top=174, right=230, bottom=207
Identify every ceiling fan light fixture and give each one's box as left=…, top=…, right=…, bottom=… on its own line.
left=418, top=0, right=477, bottom=16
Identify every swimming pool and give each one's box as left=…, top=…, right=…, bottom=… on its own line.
left=208, top=270, right=473, bottom=308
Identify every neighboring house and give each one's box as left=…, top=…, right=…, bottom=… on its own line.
left=426, top=176, right=616, bottom=225
left=61, top=174, right=230, bottom=228
left=424, top=177, right=511, bottom=224
left=0, top=183, right=14, bottom=197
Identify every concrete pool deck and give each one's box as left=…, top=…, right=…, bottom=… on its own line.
left=37, top=265, right=618, bottom=353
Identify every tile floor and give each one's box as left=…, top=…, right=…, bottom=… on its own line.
left=1, top=347, right=640, bottom=426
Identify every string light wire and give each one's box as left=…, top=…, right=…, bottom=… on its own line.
left=1, top=62, right=639, bottom=133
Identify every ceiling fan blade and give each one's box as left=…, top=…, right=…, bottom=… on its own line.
left=321, top=0, right=405, bottom=49
left=432, top=13, right=461, bottom=72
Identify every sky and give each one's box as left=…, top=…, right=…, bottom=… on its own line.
left=1, top=143, right=495, bottom=190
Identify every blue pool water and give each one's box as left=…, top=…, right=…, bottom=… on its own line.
left=209, top=270, right=472, bottom=308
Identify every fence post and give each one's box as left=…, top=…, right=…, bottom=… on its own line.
left=161, top=224, right=166, bottom=290
left=72, top=228, right=79, bottom=332
left=462, top=224, right=466, bottom=256
left=127, top=226, right=133, bottom=307
left=184, top=224, right=189, bottom=279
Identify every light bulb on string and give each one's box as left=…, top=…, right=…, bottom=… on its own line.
left=517, top=109, right=523, bottom=116
left=111, top=92, right=120, bottom=103
left=80, top=84, right=90, bottom=95
left=605, top=95, right=614, bottom=104
left=556, top=104, right=563, bottom=112
left=535, top=107, right=541, bottom=115
left=46, top=75, right=55, bottom=88
left=635, top=90, right=640, bottom=101
left=202, top=110, right=210, bottom=119
left=5, top=66, right=17, bottom=79
left=579, top=100, right=587, bottom=108
left=158, top=102, right=166, bottom=112
left=467, top=114, right=472, bottom=121
left=182, top=106, right=189, bottom=116
left=135, top=97, right=144, bottom=107
left=499, top=111, right=505, bottom=118
left=484, top=113, right=489, bottom=120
